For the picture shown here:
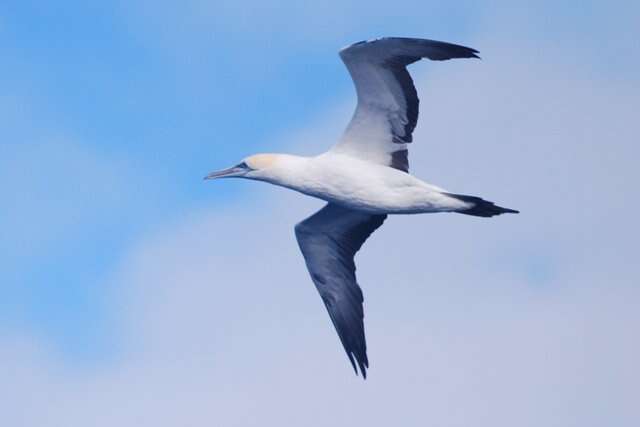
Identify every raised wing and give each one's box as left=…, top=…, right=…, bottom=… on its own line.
left=294, top=203, right=386, bottom=378
left=332, top=37, right=479, bottom=172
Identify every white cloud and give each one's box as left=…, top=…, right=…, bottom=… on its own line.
left=3, top=18, right=640, bottom=427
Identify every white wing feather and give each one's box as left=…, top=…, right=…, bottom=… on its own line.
left=332, top=37, right=479, bottom=172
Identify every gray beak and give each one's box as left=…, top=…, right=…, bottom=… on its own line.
left=203, top=166, right=246, bottom=180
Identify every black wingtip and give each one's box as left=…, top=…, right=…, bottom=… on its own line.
left=347, top=352, right=358, bottom=375
left=358, top=357, right=368, bottom=380
left=460, top=47, right=481, bottom=60
left=347, top=351, right=368, bottom=380
left=429, top=43, right=481, bottom=61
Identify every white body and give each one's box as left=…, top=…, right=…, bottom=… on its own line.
left=250, top=153, right=470, bottom=214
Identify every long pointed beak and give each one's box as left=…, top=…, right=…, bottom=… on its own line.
left=203, top=166, right=246, bottom=180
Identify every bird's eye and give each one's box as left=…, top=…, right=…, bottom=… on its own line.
left=237, top=161, right=250, bottom=170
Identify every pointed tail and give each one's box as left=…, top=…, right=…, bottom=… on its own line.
left=444, top=192, right=520, bottom=217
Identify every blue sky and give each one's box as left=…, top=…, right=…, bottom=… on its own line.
left=1, top=0, right=489, bottom=360
left=2, top=1, right=639, bottom=425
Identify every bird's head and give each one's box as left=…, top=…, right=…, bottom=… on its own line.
left=204, top=153, right=284, bottom=182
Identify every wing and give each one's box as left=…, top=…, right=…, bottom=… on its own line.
left=294, top=203, right=386, bottom=378
left=332, top=37, right=479, bottom=172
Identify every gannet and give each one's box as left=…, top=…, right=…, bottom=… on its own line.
left=205, top=37, right=518, bottom=378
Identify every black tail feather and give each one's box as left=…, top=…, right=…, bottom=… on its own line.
left=444, top=193, right=519, bottom=218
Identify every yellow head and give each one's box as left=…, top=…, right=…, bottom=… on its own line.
left=243, top=153, right=278, bottom=170
left=203, top=153, right=282, bottom=181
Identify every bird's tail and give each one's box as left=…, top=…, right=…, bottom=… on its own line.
left=444, top=193, right=519, bottom=217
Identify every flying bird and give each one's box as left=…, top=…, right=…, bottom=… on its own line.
left=205, top=37, right=518, bottom=378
